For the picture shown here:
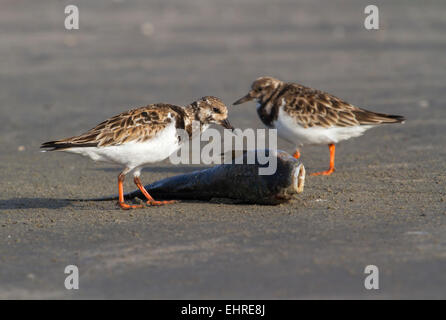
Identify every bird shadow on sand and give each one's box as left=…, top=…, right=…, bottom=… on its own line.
left=0, top=197, right=252, bottom=210
left=0, top=197, right=131, bottom=210
left=0, top=198, right=73, bottom=210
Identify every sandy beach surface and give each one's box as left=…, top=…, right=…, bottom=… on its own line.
left=0, top=0, right=445, bottom=299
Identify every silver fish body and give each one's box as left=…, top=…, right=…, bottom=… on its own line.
left=121, top=150, right=305, bottom=205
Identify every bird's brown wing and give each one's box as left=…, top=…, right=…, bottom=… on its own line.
left=282, top=85, right=404, bottom=128
left=41, top=104, right=180, bottom=150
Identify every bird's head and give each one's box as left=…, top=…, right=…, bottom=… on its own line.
left=193, top=96, right=233, bottom=130
left=233, top=76, right=282, bottom=105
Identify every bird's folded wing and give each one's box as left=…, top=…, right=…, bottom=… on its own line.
left=282, top=87, right=403, bottom=128
left=41, top=104, right=179, bottom=150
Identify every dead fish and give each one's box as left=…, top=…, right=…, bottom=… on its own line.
left=88, top=150, right=305, bottom=205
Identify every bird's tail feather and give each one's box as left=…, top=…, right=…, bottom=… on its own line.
left=40, top=140, right=97, bottom=151
left=354, top=109, right=405, bottom=125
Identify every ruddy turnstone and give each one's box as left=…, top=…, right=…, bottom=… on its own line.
left=41, top=96, right=233, bottom=209
left=233, top=76, right=405, bottom=175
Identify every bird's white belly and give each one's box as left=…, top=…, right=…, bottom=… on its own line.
left=274, top=109, right=374, bottom=146
left=66, top=122, right=180, bottom=169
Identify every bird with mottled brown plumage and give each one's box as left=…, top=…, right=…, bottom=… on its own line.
left=42, top=96, right=233, bottom=209
left=233, top=76, right=405, bottom=175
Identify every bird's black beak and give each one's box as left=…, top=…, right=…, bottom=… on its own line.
left=219, top=119, right=234, bottom=130
left=233, top=92, right=254, bottom=105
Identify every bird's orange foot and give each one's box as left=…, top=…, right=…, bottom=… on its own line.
left=118, top=202, right=145, bottom=210
left=146, top=200, right=178, bottom=206
left=292, top=151, right=301, bottom=159
left=310, top=168, right=335, bottom=176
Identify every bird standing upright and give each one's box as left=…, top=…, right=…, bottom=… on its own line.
left=233, top=77, right=405, bottom=175
left=41, top=96, right=233, bottom=209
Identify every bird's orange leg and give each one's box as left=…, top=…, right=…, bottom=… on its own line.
left=133, top=177, right=177, bottom=206
left=118, top=173, right=144, bottom=210
left=292, top=150, right=301, bottom=159
left=311, top=143, right=336, bottom=176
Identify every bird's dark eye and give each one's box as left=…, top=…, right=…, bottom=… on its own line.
left=213, top=107, right=221, bottom=114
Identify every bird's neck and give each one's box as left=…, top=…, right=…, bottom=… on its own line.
left=257, top=82, right=286, bottom=127
left=183, top=102, right=202, bottom=123
left=182, top=103, right=207, bottom=137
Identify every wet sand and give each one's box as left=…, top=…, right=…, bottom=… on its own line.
left=0, top=0, right=445, bottom=299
